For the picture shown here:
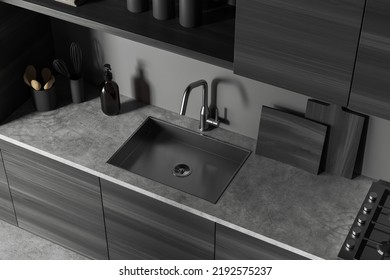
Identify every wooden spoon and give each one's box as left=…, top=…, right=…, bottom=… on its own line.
left=23, top=73, right=31, bottom=86
left=24, top=65, right=36, bottom=84
left=44, top=75, right=55, bottom=90
left=41, top=68, right=52, bottom=83
left=31, top=79, right=42, bottom=91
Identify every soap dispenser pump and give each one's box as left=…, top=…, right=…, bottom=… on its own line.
left=100, top=64, right=120, bottom=116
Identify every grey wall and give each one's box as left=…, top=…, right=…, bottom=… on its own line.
left=51, top=19, right=390, bottom=182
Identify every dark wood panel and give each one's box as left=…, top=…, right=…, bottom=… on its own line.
left=101, top=178, right=215, bottom=260
left=349, top=0, right=390, bottom=119
left=2, top=148, right=108, bottom=259
left=0, top=150, right=17, bottom=225
left=234, top=0, right=365, bottom=106
left=0, top=3, right=55, bottom=123
left=215, top=224, right=308, bottom=260
left=256, top=106, right=327, bottom=174
left=0, top=0, right=235, bottom=68
left=305, top=99, right=367, bottom=178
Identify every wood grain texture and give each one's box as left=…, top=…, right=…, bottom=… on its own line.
left=234, top=0, right=366, bottom=106
left=0, top=0, right=235, bottom=68
left=0, top=3, right=55, bottom=123
left=256, top=106, right=327, bottom=174
left=348, top=0, right=390, bottom=119
left=0, top=150, right=17, bottom=225
left=2, top=148, right=108, bottom=259
left=215, top=224, right=307, bottom=260
left=305, top=99, right=366, bottom=178
left=101, top=178, right=215, bottom=260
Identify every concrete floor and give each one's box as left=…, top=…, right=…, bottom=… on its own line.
left=0, top=219, right=88, bottom=260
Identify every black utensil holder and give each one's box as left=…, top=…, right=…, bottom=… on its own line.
left=70, top=77, right=85, bottom=104
left=32, top=87, right=57, bottom=112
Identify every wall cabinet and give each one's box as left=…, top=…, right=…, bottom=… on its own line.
left=348, top=0, right=390, bottom=119
left=1, top=145, right=108, bottom=259
left=101, top=178, right=215, bottom=260
left=0, top=150, right=17, bottom=225
left=215, top=224, right=307, bottom=259
left=234, top=0, right=366, bottom=106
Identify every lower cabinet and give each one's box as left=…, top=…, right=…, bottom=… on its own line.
left=0, top=150, right=17, bottom=225
left=100, top=178, right=215, bottom=260
left=1, top=147, right=108, bottom=259
left=215, top=224, right=307, bottom=260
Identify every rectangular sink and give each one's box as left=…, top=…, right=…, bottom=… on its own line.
left=108, top=117, right=251, bottom=203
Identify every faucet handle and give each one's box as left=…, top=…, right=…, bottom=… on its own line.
left=206, top=108, right=220, bottom=128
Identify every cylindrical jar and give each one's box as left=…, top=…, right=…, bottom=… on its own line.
left=153, top=0, right=176, bottom=20
left=32, top=87, right=57, bottom=112
left=127, top=0, right=149, bottom=13
left=179, top=0, right=202, bottom=28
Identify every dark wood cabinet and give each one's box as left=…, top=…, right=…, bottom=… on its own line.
left=348, top=0, right=390, bottom=119
left=101, top=178, right=215, bottom=260
left=215, top=224, right=308, bottom=259
left=1, top=146, right=108, bottom=259
left=0, top=150, right=17, bottom=225
left=234, top=0, right=365, bottom=106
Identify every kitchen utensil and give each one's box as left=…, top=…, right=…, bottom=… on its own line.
left=305, top=99, right=366, bottom=179
left=43, top=75, right=55, bottom=90
left=31, top=79, right=42, bottom=91
left=53, top=59, right=70, bottom=78
left=70, top=42, right=83, bottom=78
left=256, top=106, right=327, bottom=174
left=41, top=67, right=52, bottom=83
left=23, top=73, right=31, bottom=86
left=24, top=65, right=36, bottom=84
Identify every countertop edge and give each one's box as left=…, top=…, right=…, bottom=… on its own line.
left=0, top=134, right=322, bottom=260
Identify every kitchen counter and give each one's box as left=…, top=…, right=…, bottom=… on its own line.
left=0, top=83, right=374, bottom=260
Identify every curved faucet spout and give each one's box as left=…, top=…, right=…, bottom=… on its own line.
left=180, top=80, right=208, bottom=116
left=179, top=80, right=219, bottom=132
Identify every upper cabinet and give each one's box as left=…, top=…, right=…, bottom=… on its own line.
left=234, top=0, right=366, bottom=106
left=348, top=0, right=390, bottom=119
left=0, top=0, right=235, bottom=69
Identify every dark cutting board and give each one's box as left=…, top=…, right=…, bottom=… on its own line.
left=256, top=106, right=327, bottom=174
left=305, top=99, right=366, bottom=178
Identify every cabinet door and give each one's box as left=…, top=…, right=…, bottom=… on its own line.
left=215, top=224, right=308, bottom=259
left=0, top=150, right=17, bottom=225
left=234, top=0, right=365, bottom=106
left=2, top=148, right=108, bottom=259
left=348, top=0, right=390, bottom=119
left=101, top=179, right=215, bottom=260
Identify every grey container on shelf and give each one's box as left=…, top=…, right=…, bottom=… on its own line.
left=127, top=0, right=149, bottom=13
left=153, top=0, right=176, bottom=20
left=70, top=77, right=85, bottom=103
left=179, top=0, right=202, bottom=28
left=32, top=87, right=57, bottom=112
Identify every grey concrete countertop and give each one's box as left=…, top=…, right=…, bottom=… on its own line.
left=0, top=84, right=374, bottom=260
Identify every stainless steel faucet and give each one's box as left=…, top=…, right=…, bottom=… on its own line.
left=179, top=80, right=219, bottom=132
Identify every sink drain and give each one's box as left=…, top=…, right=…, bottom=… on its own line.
left=173, top=163, right=191, bottom=177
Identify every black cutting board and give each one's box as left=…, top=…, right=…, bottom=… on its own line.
left=305, top=99, right=366, bottom=179
left=256, top=106, right=327, bottom=174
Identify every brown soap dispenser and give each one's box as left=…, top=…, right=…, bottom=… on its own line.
left=100, top=64, right=120, bottom=116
